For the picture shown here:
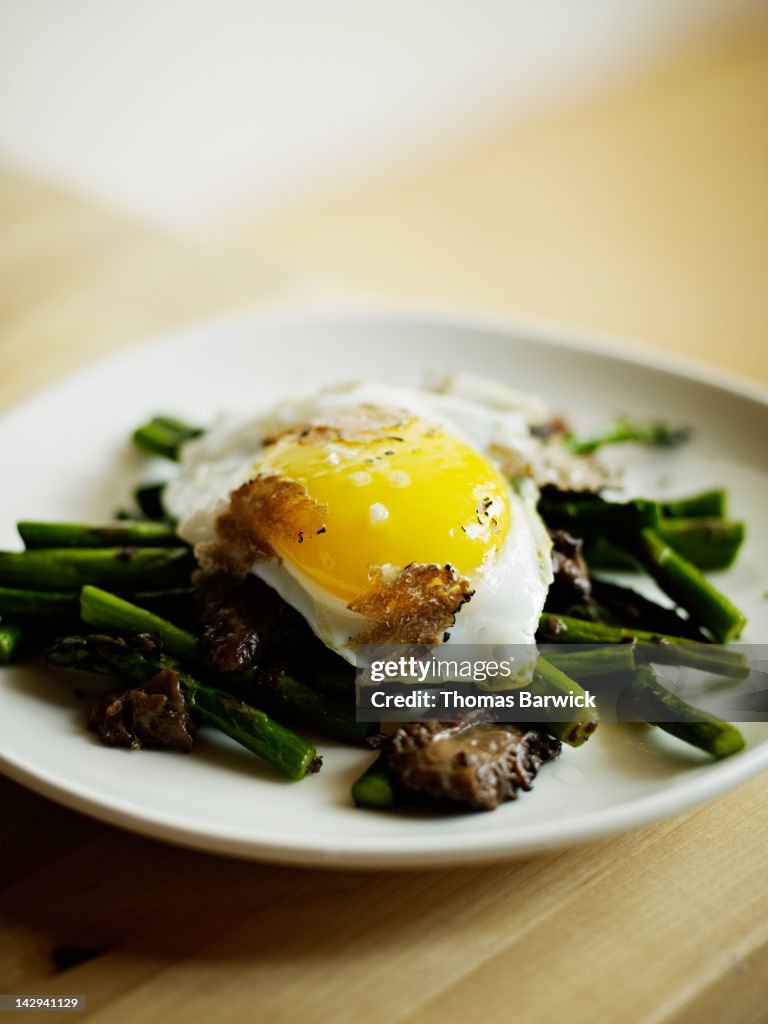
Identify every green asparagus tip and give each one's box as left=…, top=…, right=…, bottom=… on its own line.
left=132, top=415, right=203, bottom=461
left=565, top=418, right=691, bottom=456
left=661, top=489, right=727, bottom=520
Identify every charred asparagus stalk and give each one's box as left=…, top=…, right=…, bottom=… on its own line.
left=537, top=613, right=748, bottom=679
left=18, top=520, right=180, bottom=550
left=0, top=548, right=194, bottom=592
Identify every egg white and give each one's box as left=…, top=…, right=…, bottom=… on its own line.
left=165, top=378, right=554, bottom=666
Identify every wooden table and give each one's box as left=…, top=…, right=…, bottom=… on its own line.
left=2, top=22, right=768, bottom=1022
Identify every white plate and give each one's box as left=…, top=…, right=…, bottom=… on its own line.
left=2, top=309, right=767, bottom=868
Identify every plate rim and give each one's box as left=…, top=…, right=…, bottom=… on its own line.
left=1, top=728, right=766, bottom=868
left=4, top=301, right=768, bottom=418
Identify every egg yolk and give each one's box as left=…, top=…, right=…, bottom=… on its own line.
left=253, top=415, right=511, bottom=603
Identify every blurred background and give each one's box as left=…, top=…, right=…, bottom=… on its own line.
left=1, top=0, right=767, bottom=400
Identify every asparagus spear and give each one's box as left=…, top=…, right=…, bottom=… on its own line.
left=46, top=632, right=153, bottom=680
left=530, top=657, right=599, bottom=746
left=0, top=586, right=80, bottom=620
left=0, top=547, right=195, bottom=592
left=81, top=586, right=207, bottom=668
left=542, top=495, right=746, bottom=641
left=584, top=519, right=744, bottom=572
left=262, top=676, right=373, bottom=744
left=655, top=518, right=744, bottom=570
left=545, top=644, right=636, bottom=680
left=564, top=419, right=690, bottom=455
left=624, top=529, right=746, bottom=643
left=352, top=755, right=396, bottom=809
left=46, top=634, right=319, bottom=780
left=134, top=483, right=169, bottom=521
left=80, top=587, right=371, bottom=744
left=0, top=624, right=23, bottom=665
left=661, top=489, right=727, bottom=519
left=131, top=588, right=195, bottom=626
left=538, top=492, right=660, bottom=533
left=540, top=612, right=689, bottom=647
left=186, top=680, right=319, bottom=780
left=540, top=488, right=744, bottom=571
left=0, top=584, right=191, bottom=627
left=538, top=613, right=748, bottom=679
left=18, top=520, right=180, bottom=550
left=621, top=664, right=745, bottom=759
left=132, top=415, right=202, bottom=461
left=586, top=578, right=708, bottom=641
left=313, top=666, right=357, bottom=698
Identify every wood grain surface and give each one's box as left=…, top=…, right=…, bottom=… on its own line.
left=2, top=21, right=768, bottom=1023
left=242, top=20, right=768, bottom=385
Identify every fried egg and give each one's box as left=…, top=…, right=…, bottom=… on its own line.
left=165, top=379, right=553, bottom=665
